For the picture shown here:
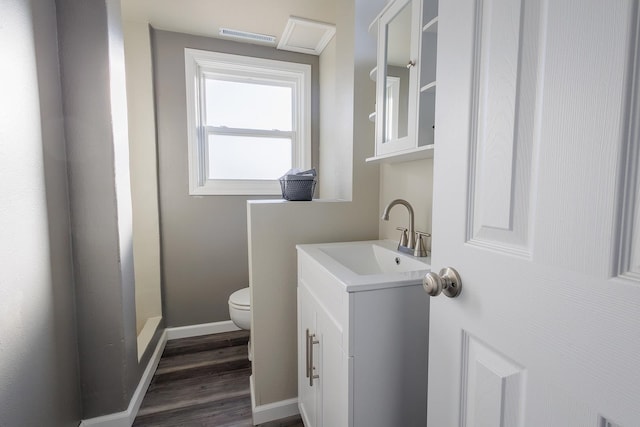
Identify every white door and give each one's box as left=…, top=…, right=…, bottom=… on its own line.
left=429, top=1, right=640, bottom=426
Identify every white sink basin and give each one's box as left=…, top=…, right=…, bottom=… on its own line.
left=319, top=242, right=427, bottom=275
left=296, top=240, right=430, bottom=291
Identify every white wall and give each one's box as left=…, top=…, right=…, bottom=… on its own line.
left=318, top=37, right=344, bottom=199
left=248, top=201, right=378, bottom=409
left=122, top=20, right=163, bottom=336
left=379, top=159, right=434, bottom=250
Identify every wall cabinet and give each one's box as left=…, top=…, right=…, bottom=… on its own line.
left=367, top=0, right=439, bottom=163
left=297, top=247, right=429, bottom=427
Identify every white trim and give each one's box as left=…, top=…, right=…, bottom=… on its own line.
left=136, top=316, right=162, bottom=361
left=369, top=0, right=396, bottom=33
left=79, top=330, right=168, bottom=427
left=385, top=76, right=401, bottom=141
left=166, top=320, right=240, bottom=340
left=79, top=322, right=241, bottom=426
left=189, top=179, right=282, bottom=196
left=184, top=48, right=312, bottom=196
left=250, top=375, right=299, bottom=425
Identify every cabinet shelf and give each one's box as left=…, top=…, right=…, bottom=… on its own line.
left=420, top=81, right=437, bottom=93
left=366, top=144, right=434, bottom=163
left=423, top=16, right=438, bottom=33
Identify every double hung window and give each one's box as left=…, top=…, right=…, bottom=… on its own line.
left=185, top=49, right=311, bottom=195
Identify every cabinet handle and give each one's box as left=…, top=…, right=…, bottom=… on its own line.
left=307, top=331, right=320, bottom=386
left=406, top=60, right=416, bottom=68
left=305, top=329, right=311, bottom=378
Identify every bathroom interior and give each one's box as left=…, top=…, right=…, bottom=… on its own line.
left=1, top=0, right=438, bottom=424
left=133, top=0, right=439, bottom=420
left=124, top=0, right=436, bottom=424
left=4, top=0, right=640, bottom=425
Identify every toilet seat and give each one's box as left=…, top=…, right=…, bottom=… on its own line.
left=229, top=287, right=250, bottom=309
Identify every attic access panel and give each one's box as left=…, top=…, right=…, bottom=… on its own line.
left=277, top=16, right=336, bottom=55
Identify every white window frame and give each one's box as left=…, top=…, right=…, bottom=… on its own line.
left=185, top=48, right=311, bottom=195
left=385, top=76, right=400, bottom=141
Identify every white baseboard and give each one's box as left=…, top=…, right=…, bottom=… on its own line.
left=250, top=375, right=299, bottom=425
left=79, top=330, right=168, bottom=427
left=79, top=322, right=242, bottom=426
left=166, top=320, right=240, bottom=340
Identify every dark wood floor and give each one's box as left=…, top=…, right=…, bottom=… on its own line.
left=134, top=330, right=304, bottom=427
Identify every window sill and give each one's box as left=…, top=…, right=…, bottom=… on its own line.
left=189, top=179, right=281, bottom=196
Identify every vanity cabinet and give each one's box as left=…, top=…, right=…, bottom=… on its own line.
left=298, top=285, right=348, bottom=427
left=297, top=246, right=429, bottom=427
left=367, top=0, right=439, bottom=163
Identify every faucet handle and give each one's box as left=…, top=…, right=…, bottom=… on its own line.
left=395, top=227, right=409, bottom=247
left=414, top=231, right=431, bottom=257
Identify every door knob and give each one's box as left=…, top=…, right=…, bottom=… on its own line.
left=423, top=267, right=462, bottom=298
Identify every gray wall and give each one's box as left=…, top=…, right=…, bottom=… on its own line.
left=0, top=0, right=81, bottom=425
left=56, top=0, right=159, bottom=417
left=152, top=29, right=320, bottom=327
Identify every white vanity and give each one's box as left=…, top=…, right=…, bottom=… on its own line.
left=296, top=240, right=430, bottom=427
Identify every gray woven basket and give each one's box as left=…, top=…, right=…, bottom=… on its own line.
left=279, top=175, right=316, bottom=201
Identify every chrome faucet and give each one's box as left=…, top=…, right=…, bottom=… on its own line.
left=381, top=199, right=429, bottom=257
left=382, top=199, right=415, bottom=250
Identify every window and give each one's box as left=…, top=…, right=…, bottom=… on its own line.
left=185, top=49, right=311, bottom=195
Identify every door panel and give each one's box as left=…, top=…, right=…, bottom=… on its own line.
left=472, top=0, right=522, bottom=232
left=623, top=131, right=640, bottom=280
left=460, top=333, right=525, bottom=427
left=533, top=1, right=635, bottom=275
left=468, top=0, right=543, bottom=255
left=430, top=0, right=640, bottom=426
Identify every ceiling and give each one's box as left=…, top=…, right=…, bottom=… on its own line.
left=120, top=0, right=337, bottom=46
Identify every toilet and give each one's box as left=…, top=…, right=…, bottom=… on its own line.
left=228, top=287, right=251, bottom=331
left=228, top=287, right=252, bottom=360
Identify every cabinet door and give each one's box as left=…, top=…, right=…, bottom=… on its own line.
left=375, top=0, right=422, bottom=156
left=417, top=0, right=438, bottom=147
left=316, top=305, right=348, bottom=427
left=298, top=286, right=318, bottom=427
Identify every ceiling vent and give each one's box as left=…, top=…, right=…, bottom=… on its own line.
left=278, top=17, right=336, bottom=56
left=219, top=28, right=276, bottom=45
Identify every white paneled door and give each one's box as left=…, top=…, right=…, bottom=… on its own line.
left=429, top=0, right=640, bottom=426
